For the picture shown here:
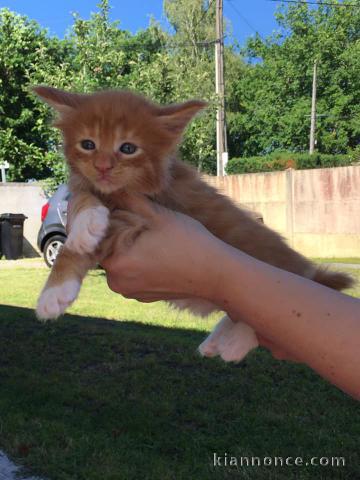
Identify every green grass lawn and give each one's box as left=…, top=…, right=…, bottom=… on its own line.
left=313, top=257, right=360, bottom=265
left=0, top=264, right=359, bottom=480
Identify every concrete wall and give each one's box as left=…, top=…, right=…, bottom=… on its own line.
left=0, top=183, right=46, bottom=257
left=206, top=166, right=360, bottom=258
left=1, top=165, right=359, bottom=258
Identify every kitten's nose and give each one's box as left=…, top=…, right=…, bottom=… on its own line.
left=95, top=165, right=113, bottom=174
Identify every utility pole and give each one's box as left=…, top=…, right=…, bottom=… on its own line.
left=215, top=0, right=228, bottom=176
left=309, top=59, right=318, bottom=155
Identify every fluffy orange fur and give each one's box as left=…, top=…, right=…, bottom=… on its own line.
left=34, top=86, right=353, bottom=323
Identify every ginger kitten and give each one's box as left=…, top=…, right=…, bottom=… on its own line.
left=34, top=86, right=353, bottom=362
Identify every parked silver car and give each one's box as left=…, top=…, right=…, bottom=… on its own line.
left=37, top=184, right=263, bottom=267
left=37, top=184, right=69, bottom=267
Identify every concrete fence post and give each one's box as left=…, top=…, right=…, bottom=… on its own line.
left=285, top=168, right=295, bottom=248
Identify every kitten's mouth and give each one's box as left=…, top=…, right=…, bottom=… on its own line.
left=97, top=174, right=113, bottom=184
left=95, top=175, right=118, bottom=193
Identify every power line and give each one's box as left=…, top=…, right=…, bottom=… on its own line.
left=304, top=113, right=360, bottom=120
left=226, top=0, right=265, bottom=40
left=97, top=37, right=221, bottom=51
left=155, top=0, right=216, bottom=53
left=193, top=0, right=215, bottom=31
left=165, top=38, right=220, bottom=48
left=268, top=0, right=360, bottom=7
left=173, top=0, right=217, bottom=53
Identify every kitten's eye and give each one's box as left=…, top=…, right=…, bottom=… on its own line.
left=81, top=139, right=96, bottom=150
left=119, top=143, right=137, bottom=155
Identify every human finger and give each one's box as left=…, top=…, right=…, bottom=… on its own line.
left=118, top=193, right=162, bottom=222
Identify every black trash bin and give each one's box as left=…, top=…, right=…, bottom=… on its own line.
left=0, top=213, right=27, bottom=260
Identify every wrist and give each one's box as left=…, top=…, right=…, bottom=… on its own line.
left=193, top=236, right=240, bottom=305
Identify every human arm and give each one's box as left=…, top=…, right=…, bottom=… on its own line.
left=103, top=195, right=360, bottom=400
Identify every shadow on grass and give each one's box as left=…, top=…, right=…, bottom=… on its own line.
left=0, top=304, right=358, bottom=480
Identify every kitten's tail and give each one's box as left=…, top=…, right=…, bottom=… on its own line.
left=313, top=267, right=355, bottom=291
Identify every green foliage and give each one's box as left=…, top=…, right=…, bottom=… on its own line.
left=0, top=9, right=67, bottom=181
left=226, top=151, right=353, bottom=174
left=0, top=0, right=223, bottom=180
left=348, top=145, right=360, bottom=164
left=38, top=151, right=68, bottom=196
left=1, top=0, right=359, bottom=183
left=162, top=0, right=218, bottom=172
left=231, top=1, right=360, bottom=158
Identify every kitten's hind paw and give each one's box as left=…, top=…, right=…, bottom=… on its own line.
left=198, top=316, right=232, bottom=358
left=198, top=338, right=219, bottom=357
left=198, top=316, right=259, bottom=362
left=36, top=279, right=81, bottom=321
left=217, top=321, right=259, bottom=362
left=66, top=205, right=109, bottom=255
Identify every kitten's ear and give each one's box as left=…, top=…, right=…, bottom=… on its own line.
left=157, top=100, right=207, bottom=135
left=32, top=86, right=85, bottom=114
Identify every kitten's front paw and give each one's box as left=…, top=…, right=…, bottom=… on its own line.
left=66, top=205, right=109, bottom=254
left=36, top=279, right=81, bottom=321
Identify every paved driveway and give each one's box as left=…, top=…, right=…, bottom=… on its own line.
left=0, top=451, right=43, bottom=480
left=0, top=258, right=46, bottom=269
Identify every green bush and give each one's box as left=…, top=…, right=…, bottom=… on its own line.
left=226, top=151, right=354, bottom=175
left=348, top=146, right=360, bottom=165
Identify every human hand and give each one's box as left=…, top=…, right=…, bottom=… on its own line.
left=102, top=194, right=223, bottom=302
left=102, top=195, right=299, bottom=362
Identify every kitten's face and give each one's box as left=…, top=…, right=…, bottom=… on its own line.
left=34, top=87, right=206, bottom=195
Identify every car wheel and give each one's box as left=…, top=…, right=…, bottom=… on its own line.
left=43, top=235, right=66, bottom=268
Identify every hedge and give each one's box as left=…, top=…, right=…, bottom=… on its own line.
left=226, top=151, right=358, bottom=175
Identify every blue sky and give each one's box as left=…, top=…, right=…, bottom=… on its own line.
left=2, top=0, right=280, bottom=47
